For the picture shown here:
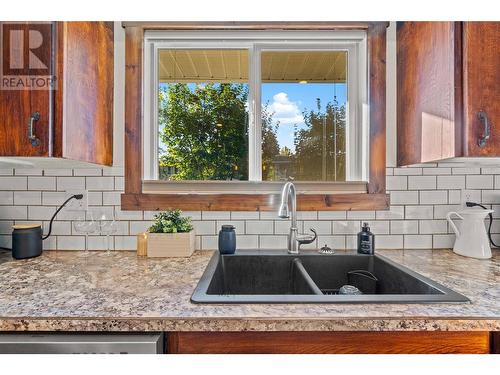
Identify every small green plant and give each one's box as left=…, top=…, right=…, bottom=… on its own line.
left=147, top=209, right=193, bottom=234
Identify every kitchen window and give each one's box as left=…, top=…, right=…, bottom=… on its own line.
left=142, top=30, right=368, bottom=192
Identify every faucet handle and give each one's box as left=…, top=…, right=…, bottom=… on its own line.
left=297, top=228, right=317, bottom=247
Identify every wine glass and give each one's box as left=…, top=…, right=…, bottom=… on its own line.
left=93, top=208, right=117, bottom=256
left=72, top=210, right=96, bottom=256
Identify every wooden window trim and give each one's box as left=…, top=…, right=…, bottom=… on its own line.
left=121, top=22, right=389, bottom=211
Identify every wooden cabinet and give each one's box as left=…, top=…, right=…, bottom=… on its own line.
left=397, top=22, right=500, bottom=166
left=0, top=21, right=114, bottom=165
left=167, top=331, right=491, bottom=354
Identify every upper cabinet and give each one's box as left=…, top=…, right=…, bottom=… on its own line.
left=0, top=22, right=114, bottom=165
left=397, top=22, right=500, bottom=166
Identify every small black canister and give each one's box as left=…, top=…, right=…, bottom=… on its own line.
left=357, top=222, right=375, bottom=255
left=218, top=225, right=236, bottom=254
left=12, top=224, right=43, bottom=259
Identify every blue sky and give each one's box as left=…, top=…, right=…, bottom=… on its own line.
left=262, top=83, right=347, bottom=151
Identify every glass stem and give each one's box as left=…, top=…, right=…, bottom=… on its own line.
left=106, top=234, right=110, bottom=254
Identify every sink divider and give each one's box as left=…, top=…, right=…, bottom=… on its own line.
left=292, top=258, right=323, bottom=295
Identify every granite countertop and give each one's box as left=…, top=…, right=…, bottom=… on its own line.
left=0, top=249, right=498, bottom=332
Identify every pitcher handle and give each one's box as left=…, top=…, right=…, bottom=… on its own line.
left=446, top=211, right=463, bottom=236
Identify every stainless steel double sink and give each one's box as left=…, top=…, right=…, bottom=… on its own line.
left=191, top=250, right=469, bottom=304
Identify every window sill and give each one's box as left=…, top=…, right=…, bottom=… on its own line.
left=120, top=191, right=389, bottom=211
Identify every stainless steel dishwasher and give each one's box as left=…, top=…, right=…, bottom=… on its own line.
left=0, top=333, right=164, bottom=354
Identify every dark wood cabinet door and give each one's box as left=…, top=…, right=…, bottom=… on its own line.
left=0, top=22, right=53, bottom=156
left=463, top=22, right=500, bottom=156
left=54, top=22, right=114, bottom=165
left=397, top=22, right=462, bottom=166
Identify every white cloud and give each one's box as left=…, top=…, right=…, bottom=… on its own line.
left=268, top=92, right=304, bottom=125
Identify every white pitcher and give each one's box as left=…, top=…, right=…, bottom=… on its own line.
left=446, top=208, right=493, bottom=259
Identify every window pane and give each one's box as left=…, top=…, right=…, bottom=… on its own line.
left=158, top=49, right=249, bottom=181
left=261, top=50, right=348, bottom=182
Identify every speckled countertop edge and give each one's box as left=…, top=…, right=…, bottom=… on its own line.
left=0, top=249, right=498, bottom=332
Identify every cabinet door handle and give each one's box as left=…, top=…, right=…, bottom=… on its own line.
left=478, top=111, right=491, bottom=148
left=28, top=112, right=41, bottom=147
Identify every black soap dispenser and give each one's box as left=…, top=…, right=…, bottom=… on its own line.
left=357, top=222, right=375, bottom=255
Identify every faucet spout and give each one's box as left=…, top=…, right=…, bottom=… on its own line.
left=278, top=182, right=298, bottom=254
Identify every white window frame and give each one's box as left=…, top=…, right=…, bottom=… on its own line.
left=143, top=30, right=367, bottom=186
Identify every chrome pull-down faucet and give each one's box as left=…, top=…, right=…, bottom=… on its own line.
left=278, top=182, right=317, bottom=254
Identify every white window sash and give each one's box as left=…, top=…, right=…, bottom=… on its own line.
left=143, top=30, right=367, bottom=183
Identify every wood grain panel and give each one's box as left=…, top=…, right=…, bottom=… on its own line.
left=55, top=22, right=114, bottom=165
left=167, top=331, right=491, bottom=354
left=397, top=22, right=460, bottom=166
left=463, top=22, right=500, bottom=156
left=367, top=23, right=386, bottom=193
left=124, top=26, right=143, bottom=194
left=121, top=192, right=390, bottom=211
left=0, top=22, right=52, bottom=156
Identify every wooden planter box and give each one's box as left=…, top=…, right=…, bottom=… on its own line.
left=137, top=230, right=195, bottom=257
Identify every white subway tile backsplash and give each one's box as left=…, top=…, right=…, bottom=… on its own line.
left=318, top=211, right=347, bottom=220
left=114, top=236, right=136, bottom=250
left=404, top=235, right=432, bottom=249
left=237, top=235, right=259, bottom=249
left=433, top=234, right=455, bottom=249
left=452, top=167, right=481, bottom=175
left=408, top=176, right=436, bottom=190
left=466, top=175, right=493, bottom=189
left=390, top=220, right=418, bottom=234
left=74, top=168, right=102, bottom=176
left=14, top=168, right=43, bottom=176
left=482, top=190, right=500, bottom=204
left=0, top=221, right=13, bottom=234
left=201, top=236, right=218, bottom=250
left=405, top=205, right=433, bottom=219
left=28, top=176, right=56, bottom=191
left=57, top=236, right=86, bottom=250
left=41, top=192, right=66, bottom=205
left=13, top=191, right=41, bottom=205
left=114, top=177, right=124, bottom=191
left=192, top=220, right=216, bottom=235
left=390, top=191, right=418, bottom=205
left=246, top=220, right=274, bottom=235
left=304, top=220, right=331, bottom=234
left=376, top=235, right=404, bottom=249
left=102, top=191, right=121, bottom=205
left=28, top=206, right=56, bottom=220
left=1, top=163, right=499, bottom=251
left=332, top=221, right=360, bottom=234
left=422, top=167, right=451, bottom=175
left=86, top=177, right=114, bottom=191
left=202, top=211, right=230, bottom=220
left=437, top=175, right=465, bottom=190
left=231, top=211, right=259, bottom=220
left=0, top=176, right=27, bottom=190
left=0, top=191, right=13, bottom=205
left=275, top=220, right=303, bottom=234
left=43, top=169, right=73, bottom=176
left=386, top=175, right=407, bottom=190
left=317, top=235, right=345, bottom=250
left=419, top=190, right=448, bottom=204
left=57, top=177, right=85, bottom=191
left=259, top=235, right=287, bottom=249
left=0, top=206, right=28, bottom=220
left=393, top=168, right=422, bottom=175
left=376, top=206, right=404, bottom=220
left=346, top=211, right=376, bottom=220
left=0, top=168, right=14, bottom=176
left=419, top=220, right=448, bottom=234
